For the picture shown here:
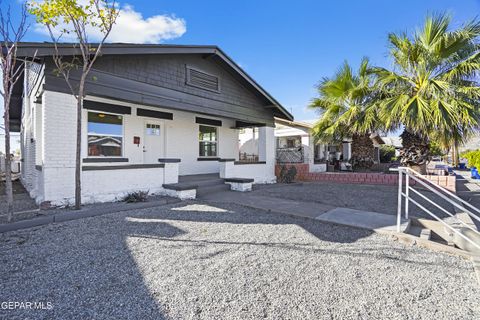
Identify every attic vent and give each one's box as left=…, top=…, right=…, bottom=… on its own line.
left=186, top=67, right=220, bottom=93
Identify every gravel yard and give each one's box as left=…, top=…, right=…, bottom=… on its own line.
left=252, top=182, right=453, bottom=219
left=0, top=201, right=478, bottom=319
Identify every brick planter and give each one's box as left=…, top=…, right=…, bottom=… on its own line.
left=275, top=163, right=456, bottom=191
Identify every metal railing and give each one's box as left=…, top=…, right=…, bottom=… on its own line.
left=392, top=166, right=480, bottom=251
left=276, top=147, right=304, bottom=163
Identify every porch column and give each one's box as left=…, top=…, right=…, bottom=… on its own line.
left=258, top=126, right=276, bottom=183
left=301, top=135, right=314, bottom=166
left=342, top=141, right=352, bottom=161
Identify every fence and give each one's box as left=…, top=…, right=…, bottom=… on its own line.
left=276, top=147, right=304, bottom=163
left=0, top=155, right=21, bottom=174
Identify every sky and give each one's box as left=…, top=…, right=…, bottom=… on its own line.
left=2, top=0, right=480, bottom=123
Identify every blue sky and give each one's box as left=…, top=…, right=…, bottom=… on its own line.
left=9, top=0, right=480, bottom=122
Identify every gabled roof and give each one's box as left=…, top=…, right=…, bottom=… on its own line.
left=275, top=117, right=313, bottom=129
left=15, top=43, right=293, bottom=121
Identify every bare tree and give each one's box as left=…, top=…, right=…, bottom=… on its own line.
left=29, top=0, right=119, bottom=209
left=0, top=2, right=29, bottom=222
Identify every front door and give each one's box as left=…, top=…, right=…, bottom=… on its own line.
left=143, top=120, right=164, bottom=163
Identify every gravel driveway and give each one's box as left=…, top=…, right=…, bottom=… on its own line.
left=0, top=201, right=478, bottom=319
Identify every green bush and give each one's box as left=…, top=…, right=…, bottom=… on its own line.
left=279, top=165, right=297, bottom=183
left=461, top=149, right=480, bottom=168
left=379, top=145, right=396, bottom=163
left=122, top=191, right=149, bottom=203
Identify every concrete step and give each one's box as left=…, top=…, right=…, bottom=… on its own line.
left=406, top=225, right=422, bottom=237
left=420, top=228, right=431, bottom=240
left=179, top=173, right=220, bottom=183
left=410, top=217, right=480, bottom=251
left=452, top=228, right=480, bottom=255
left=191, top=178, right=225, bottom=188
left=196, top=184, right=230, bottom=198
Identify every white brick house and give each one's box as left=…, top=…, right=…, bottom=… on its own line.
left=9, top=43, right=293, bottom=206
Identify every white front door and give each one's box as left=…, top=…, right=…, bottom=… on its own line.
left=143, top=120, right=165, bottom=163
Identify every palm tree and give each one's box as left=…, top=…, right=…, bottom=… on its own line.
left=309, top=58, right=380, bottom=169
left=371, top=13, right=480, bottom=171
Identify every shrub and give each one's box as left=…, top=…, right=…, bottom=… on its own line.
left=122, top=191, right=149, bottom=203
left=379, top=145, right=396, bottom=163
left=279, top=165, right=297, bottom=183
left=460, top=149, right=480, bottom=168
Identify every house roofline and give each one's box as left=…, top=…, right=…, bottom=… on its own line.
left=14, top=42, right=293, bottom=121
left=274, top=117, right=313, bottom=129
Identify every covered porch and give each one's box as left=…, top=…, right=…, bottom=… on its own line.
left=26, top=92, right=278, bottom=205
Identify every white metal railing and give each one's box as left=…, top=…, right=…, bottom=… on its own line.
left=276, top=147, right=304, bottom=163
left=392, top=166, right=480, bottom=251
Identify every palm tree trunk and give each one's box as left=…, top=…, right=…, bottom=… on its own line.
left=399, top=129, right=429, bottom=174
left=350, top=133, right=374, bottom=170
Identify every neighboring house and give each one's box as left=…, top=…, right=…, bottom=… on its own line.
left=9, top=43, right=293, bottom=205
left=381, top=136, right=403, bottom=157
left=0, top=128, right=22, bottom=174
left=459, top=134, right=480, bottom=154
left=272, top=118, right=384, bottom=171
left=0, top=130, right=21, bottom=156
left=273, top=118, right=328, bottom=172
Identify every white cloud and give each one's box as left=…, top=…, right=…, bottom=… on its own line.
left=33, top=3, right=186, bottom=44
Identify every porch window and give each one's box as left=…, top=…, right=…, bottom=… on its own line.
left=199, top=125, right=217, bottom=157
left=87, top=112, right=123, bottom=157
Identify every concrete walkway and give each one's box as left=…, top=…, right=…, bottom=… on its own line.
left=201, top=190, right=334, bottom=218
left=316, top=207, right=410, bottom=233
left=202, top=190, right=409, bottom=233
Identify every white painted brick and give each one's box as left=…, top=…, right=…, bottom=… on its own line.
left=21, top=91, right=276, bottom=205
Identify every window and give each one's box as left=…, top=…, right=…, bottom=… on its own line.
left=146, top=123, right=161, bottom=136
left=287, top=138, right=297, bottom=148
left=87, top=112, right=123, bottom=157
left=199, top=125, right=217, bottom=157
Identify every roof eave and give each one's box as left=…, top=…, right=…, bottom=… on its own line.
left=14, top=42, right=293, bottom=121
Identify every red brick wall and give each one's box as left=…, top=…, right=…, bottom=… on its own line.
left=423, top=175, right=456, bottom=192
left=275, top=163, right=309, bottom=179
left=274, top=164, right=456, bottom=192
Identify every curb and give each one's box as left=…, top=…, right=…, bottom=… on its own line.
left=0, top=198, right=181, bottom=234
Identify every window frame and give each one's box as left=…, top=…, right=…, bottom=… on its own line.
left=145, top=122, right=162, bottom=136
left=198, top=125, right=218, bottom=158
left=86, top=110, right=125, bottom=158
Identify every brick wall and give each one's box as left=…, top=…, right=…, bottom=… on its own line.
left=41, top=90, right=78, bottom=204
left=275, top=163, right=456, bottom=191
left=424, top=175, right=456, bottom=192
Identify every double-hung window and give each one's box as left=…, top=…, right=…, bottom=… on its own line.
left=87, top=112, right=123, bottom=157
left=199, top=125, right=217, bottom=157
